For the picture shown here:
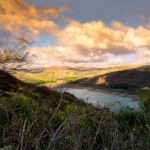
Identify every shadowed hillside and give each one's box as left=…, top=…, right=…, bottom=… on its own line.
left=0, top=70, right=25, bottom=92
left=81, top=66, right=150, bottom=89
left=0, top=70, right=86, bottom=107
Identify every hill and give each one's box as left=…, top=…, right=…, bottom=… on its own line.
left=0, top=69, right=86, bottom=107
left=10, top=65, right=143, bottom=87
left=80, top=65, right=150, bottom=89
left=0, top=70, right=150, bottom=149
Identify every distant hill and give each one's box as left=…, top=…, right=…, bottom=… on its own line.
left=10, top=66, right=102, bottom=86
left=81, top=65, right=150, bottom=89
left=11, top=65, right=145, bottom=87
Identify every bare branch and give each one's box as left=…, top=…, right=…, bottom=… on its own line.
left=0, top=31, right=32, bottom=70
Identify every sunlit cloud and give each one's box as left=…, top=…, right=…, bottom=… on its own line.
left=0, top=0, right=69, bottom=37
left=28, top=20, right=150, bottom=67
left=57, top=20, right=150, bottom=53
left=1, top=0, right=150, bottom=67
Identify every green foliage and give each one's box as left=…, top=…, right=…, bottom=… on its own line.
left=0, top=79, right=150, bottom=149
left=0, top=94, right=50, bottom=124
left=111, top=84, right=137, bottom=89
left=12, top=71, right=56, bottom=84
left=0, top=94, right=52, bottom=149
left=63, top=76, right=88, bottom=84
left=63, top=76, right=79, bottom=82
left=69, top=77, right=88, bottom=84
left=117, top=110, right=147, bottom=129
left=138, top=89, right=150, bottom=112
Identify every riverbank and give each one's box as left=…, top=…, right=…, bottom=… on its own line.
left=53, top=83, right=139, bottom=100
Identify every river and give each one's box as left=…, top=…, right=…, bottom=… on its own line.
left=56, top=87, right=141, bottom=112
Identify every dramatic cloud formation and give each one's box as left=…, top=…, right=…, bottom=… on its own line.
left=0, top=0, right=150, bottom=67
left=0, top=0, right=68, bottom=37
left=29, top=20, right=150, bottom=67
left=58, top=21, right=150, bottom=53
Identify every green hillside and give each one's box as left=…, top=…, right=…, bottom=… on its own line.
left=0, top=69, right=150, bottom=149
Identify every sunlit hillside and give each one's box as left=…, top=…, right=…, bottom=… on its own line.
left=11, top=65, right=145, bottom=87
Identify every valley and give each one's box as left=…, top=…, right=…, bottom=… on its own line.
left=10, top=65, right=150, bottom=111
left=11, top=64, right=150, bottom=94
left=1, top=65, right=150, bottom=149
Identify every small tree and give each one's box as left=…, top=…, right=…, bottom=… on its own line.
left=0, top=32, right=32, bottom=70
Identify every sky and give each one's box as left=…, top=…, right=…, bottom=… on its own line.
left=0, top=0, right=150, bottom=68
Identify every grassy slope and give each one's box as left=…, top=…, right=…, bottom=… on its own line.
left=11, top=70, right=57, bottom=84
left=0, top=69, right=150, bottom=149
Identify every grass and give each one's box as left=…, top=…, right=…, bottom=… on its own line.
left=0, top=87, right=150, bottom=149
left=1, top=68, right=150, bottom=149
left=63, top=76, right=87, bottom=84
left=12, top=71, right=56, bottom=84
left=63, top=76, right=79, bottom=82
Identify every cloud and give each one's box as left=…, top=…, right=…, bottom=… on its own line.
left=29, top=46, right=105, bottom=64
left=1, top=1, right=149, bottom=67
left=28, top=20, right=150, bottom=67
left=137, top=48, right=150, bottom=64
left=0, top=0, right=69, bottom=37
left=28, top=46, right=137, bottom=68
left=57, top=20, right=150, bottom=53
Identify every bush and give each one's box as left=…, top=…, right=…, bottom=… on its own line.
left=0, top=90, right=150, bottom=149
left=111, top=84, right=137, bottom=89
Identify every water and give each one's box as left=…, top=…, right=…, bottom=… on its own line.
left=57, top=87, right=141, bottom=112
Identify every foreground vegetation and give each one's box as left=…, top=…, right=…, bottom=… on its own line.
left=0, top=71, right=150, bottom=149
